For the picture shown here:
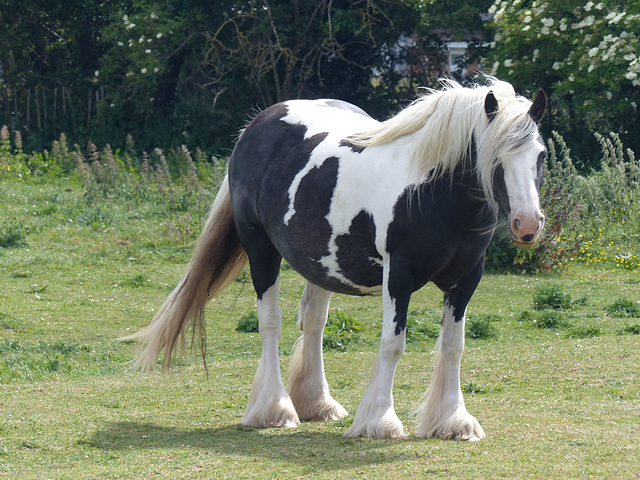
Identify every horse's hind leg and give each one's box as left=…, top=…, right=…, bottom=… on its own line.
left=288, top=282, right=348, bottom=421
left=242, top=243, right=300, bottom=428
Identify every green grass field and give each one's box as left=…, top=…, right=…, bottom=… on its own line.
left=1, top=177, right=639, bottom=479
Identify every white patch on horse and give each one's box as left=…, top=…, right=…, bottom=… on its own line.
left=282, top=100, right=379, bottom=225
left=501, top=136, right=545, bottom=241
left=281, top=99, right=425, bottom=294
left=502, top=138, right=544, bottom=212
left=318, top=144, right=410, bottom=295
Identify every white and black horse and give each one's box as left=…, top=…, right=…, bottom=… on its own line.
left=126, top=79, right=547, bottom=441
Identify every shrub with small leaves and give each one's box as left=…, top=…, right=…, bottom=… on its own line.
left=605, top=298, right=640, bottom=318
left=566, top=325, right=602, bottom=339
left=235, top=311, right=259, bottom=333
left=323, top=311, right=364, bottom=352
left=535, top=310, right=568, bottom=329
left=619, top=323, right=640, bottom=335
left=532, top=284, right=572, bottom=310
left=467, top=313, right=500, bottom=340
left=0, top=222, right=28, bottom=248
left=406, top=315, right=441, bottom=342
left=517, top=310, right=535, bottom=322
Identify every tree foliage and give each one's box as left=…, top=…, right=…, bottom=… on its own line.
left=1, top=0, right=426, bottom=153
left=485, top=0, right=640, bottom=164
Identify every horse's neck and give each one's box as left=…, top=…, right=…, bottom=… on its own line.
left=415, top=166, right=497, bottom=230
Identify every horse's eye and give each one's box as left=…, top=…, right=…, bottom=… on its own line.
left=537, top=150, right=547, bottom=166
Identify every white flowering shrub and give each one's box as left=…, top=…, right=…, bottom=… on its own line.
left=96, top=8, right=191, bottom=114
left=485, top=1, right=640, bottom=157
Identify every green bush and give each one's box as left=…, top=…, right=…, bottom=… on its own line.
left=619, top=323, right=640, bottom=335
left=516, top=310, right=535, bottom=322
left=535, top=310, right=568, bottom=329
left=0, top=222, right=28, bottom=248
left=122, top=274, right=151, bottom=288
left=605, top=298, right=640, bottom=318
left=235, top=311, right=259, bottom=333
left=406, top=315, right=441, bottom=342
left=323, top=311, right=365, bottom=352
left=466, top=313, right=500, bottom=340
left=566, top=325, right=602, bottom=339
left=532, top=284, right=572, bottom=310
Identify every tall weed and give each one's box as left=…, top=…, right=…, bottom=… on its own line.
left=578, top=133, right=640, bottom=237
left=4, top=124, right=640, bottom=273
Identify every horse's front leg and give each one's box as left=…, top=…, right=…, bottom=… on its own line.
left=344, top=263, right=411, bottom=439
left=416, top=261, right=486, bottom=441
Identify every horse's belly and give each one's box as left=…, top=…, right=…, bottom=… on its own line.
left=273, top=211, right=385, bottom=296
left=283, top=249, right=384, bottom=296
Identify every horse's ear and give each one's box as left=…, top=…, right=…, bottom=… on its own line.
left=529, top=89, right=547, bottom=124
left=484, top=91, right=499, bottom=122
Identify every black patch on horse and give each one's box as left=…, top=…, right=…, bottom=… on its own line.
left=385, top=168, right=497, bottom=332
left=335, top=210, right=383, bottom=288
left=284, top=157, right=340, bottom=281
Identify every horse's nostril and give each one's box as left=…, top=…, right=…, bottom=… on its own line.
left=513, top=218, right=521, bottom=230
left=521, top=233, right=535, bottom=243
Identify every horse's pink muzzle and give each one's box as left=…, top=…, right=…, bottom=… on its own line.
left=510, top=213, right=545, bottom=247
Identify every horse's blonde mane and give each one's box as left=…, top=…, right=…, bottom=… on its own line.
left=349, top=78, right=540, bottom=201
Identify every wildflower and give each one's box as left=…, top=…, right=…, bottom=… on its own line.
left=573, top=16, right=595, bottom=28
left=606, top=11, right=625, bottom=25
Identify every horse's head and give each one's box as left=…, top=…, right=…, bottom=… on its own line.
left=488, top=89, right=547, bottom=247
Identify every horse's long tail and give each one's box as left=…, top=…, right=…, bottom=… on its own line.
left=123, top=175, right=248, bottom=373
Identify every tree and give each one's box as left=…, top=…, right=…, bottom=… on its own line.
left=0, top=0, right=113, bottom=147
left=409, top=0, right=494, bottom=82
left=2, top=0, right=425, bottom=153
left=485, top=0, right=640, bottom=164
left=6, top=1, right=508, bottom=155
left=201, top=0, right=422, bottom=122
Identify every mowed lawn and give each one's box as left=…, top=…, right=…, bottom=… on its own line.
left=1, top=179, right=639, bottom=479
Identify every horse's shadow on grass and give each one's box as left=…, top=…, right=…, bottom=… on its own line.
left=89, top=421, right=428, bottom=472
